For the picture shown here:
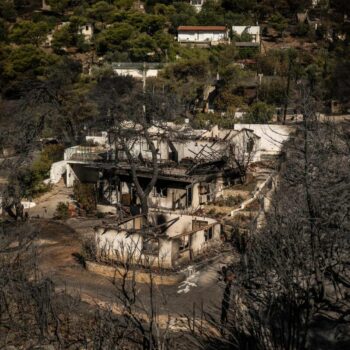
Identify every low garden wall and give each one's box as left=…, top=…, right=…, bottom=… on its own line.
left=85, top=261, right=186, bottom=286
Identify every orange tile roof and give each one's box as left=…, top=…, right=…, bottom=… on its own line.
left=177, top=26, right=227, bottom=32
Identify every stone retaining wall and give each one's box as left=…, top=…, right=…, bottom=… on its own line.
left=86, top=261, right=186, bottom=286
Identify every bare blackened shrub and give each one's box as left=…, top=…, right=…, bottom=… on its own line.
left=73, top=181, right=97, bottom=214
left=81, top=234, right=97, bottom=261
left=190, top=92, right=350, bottom=349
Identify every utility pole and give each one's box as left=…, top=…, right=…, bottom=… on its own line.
left=142, top=61, right=146, bottom=94
left=283, top=51, right=294, bottom=124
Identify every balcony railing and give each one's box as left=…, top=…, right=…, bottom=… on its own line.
left=64, top=146, right=107, bottom=162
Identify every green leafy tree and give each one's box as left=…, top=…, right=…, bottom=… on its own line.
left=51, top=24, right=76, bottom=51
left=268, top=12, right=288, bottom=37
left=1, top=45, right=58, bottom=81
left=258, top=78, right=287, bottom=106
left=9, top=20, right=50, bottom=46
left=31, top=144, right=65, bottom=179
left=257, top=49, right=290, bottom=75
left=171, top=59, right=211, bottom=80
left=215, top=89, right=244, bottom=113
left=126, top=12, right=166, bottom=34
left=46, top=0, right=69, bottom=14
left=222, top=0, right=256, bottom=12
left=0, top=18, right=7, bottom=42
left=95, top=23, right=135, bottom=54
left=245, top=101, right=274, bottom=123
left=169, top=2, right=197, bottom=32
left=216, top=45, right=237, bottom=68
left=114, top=0, right=134, bottom=10
left=129, top=33, right=157, bottom=61
left=163, top=59, right=212, bottom=111
left=87, top=1, right=115, bottom=23
left=219, top=64, right=250, bottom=87
left=0, top=0, right=17, bottom=21
left=197, top=0, right=225, bottom=25
left=55, top=202, right=70, bottom=219
left=153, top=3, right=176, bottom=16
left=153, top=31, right=174, bottom=61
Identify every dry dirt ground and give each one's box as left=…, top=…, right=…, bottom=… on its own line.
left=29, top=180, right=73, bottom=219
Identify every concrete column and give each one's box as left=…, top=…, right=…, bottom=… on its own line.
left=66, top=164, right=78, bottom=187
left=158, top=238, right=173, bottom=268
left=191, top=183, right=200, bottom=209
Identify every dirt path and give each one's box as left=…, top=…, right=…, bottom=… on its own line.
left=35, top=220, right=116, bottom=300
left=29, top=181, right=73, bottom=219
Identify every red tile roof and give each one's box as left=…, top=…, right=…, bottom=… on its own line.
left=177, top=26, right=227, bottom=32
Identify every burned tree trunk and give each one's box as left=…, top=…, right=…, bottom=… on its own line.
left=120, top=127, right=159, bottom=215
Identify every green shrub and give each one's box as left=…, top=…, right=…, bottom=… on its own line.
left=15, top=166, right=51, bottom=198
left=244, top=102, right=274, bottom=123
left=15, top=144, right=65, bottom=198
left=192, top=113, right=237, bottom=129
left=55, top=202, right=69, bottom=219
left=96, top=211, right=105, bottom=219
left=32, top=144, right=65, bottom=179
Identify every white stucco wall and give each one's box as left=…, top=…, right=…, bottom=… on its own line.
left=234, top=124, right=294, bottom=158
left=95, top=226, right=173, bottom=268
left=66, top=163, right=78, bottom=187
left=50, top=160, right=67, bottom=184
left=86, top=132, right=108, bottom=146
left=178, top=31, right=227, bottom=42
left=96, top=228, right=143, bottom=262
left=149, top=188, right=187, bottom=210
left=149, top=212, right=219, bottom=238
left=126, top=138, right=168, bottom=161
left=151, top=212, right=221, bottom=258
left=95, top=212, right=221, bottom=268
left=79, top=24, right=93, bottom=42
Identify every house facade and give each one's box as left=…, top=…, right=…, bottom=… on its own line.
left=49, top=123, right=293, bottom=269
left=79, top=23, right=94, bottom=42
left=62, top=124, right=260, bottom=213
left=232, top=26, right=261, bottom=43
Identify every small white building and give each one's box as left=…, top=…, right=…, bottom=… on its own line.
left=79, top=23, right=94, bottom=43
left=85, top=131, right=108, bottom=146
left=233, top=124, right=294, bottom=161
left=177, top=26, right=229, bottom=45
left=95, top=213, right=221, bottom=268
left=42, top=0, right=51, bottom=11
left=232, top=26, right=261, bottom=43
left=189, top=0, right=206, bottom=13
